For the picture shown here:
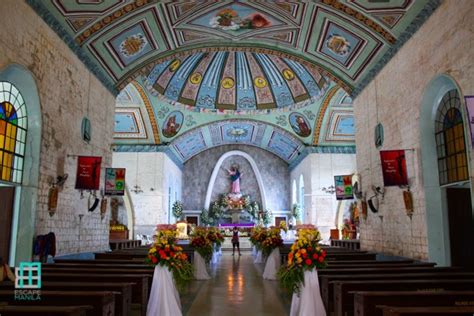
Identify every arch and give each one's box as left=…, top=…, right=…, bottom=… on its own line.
left=204, top=150, right=267, bottom=210
left=0, top=64, right=42, bottom=266
left=420, top=74, right=471, bottom=266
left=123, top=186, right=135, bottom=238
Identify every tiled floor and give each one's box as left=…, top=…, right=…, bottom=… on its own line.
left=183, top=251, right=290, bottom=316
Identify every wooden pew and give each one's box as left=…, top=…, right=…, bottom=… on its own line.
left=320, top=269, right=467, bottom=312
left=0, top=290, right=115, bottom=316
left=378, top=305, right=474, bottom=315
left=325, top=262, right=435, bottom=269
left=40, top=273, right=149, bottom=316
left=353, top=291, right=474, bottom=316
left=334, top=279, right=474, bottom=316
left=0, top=281, right=132, bottom=316
left=0, top=305, right=93, bottom=316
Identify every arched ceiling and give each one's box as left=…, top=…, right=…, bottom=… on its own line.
left=28, top=0, right=440, bottom=96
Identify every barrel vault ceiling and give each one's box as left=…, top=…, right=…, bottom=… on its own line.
left=28, top=0, right=439, bottom=165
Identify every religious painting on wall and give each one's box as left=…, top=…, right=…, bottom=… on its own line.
left=162, top=111, right=183, bottom=138
left=289, top=112, right=312, bottom=137
left=75, top=156, right=102, bottom=190
left=105, top=168, right=126, bottom=196
left=380, top=150, right=408, bottom=186
left=203, top=5, right=273, bottom=33
left=464, top=96, right=474, bottom=146
left=334, top=175, right=353, bottom=200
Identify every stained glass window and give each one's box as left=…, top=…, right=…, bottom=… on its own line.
left=0, top=82, right=27, bottom=184
left=435, top=89, right=468, bottom=185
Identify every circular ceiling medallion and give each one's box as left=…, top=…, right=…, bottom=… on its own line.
left=189, top=72, right=202, bottom=84
left=169, top=59, right=181, bottom=72
left=283, top=68, right=295, bottom=81
left=221, top=77, right=235, bottom=89
left=254, top=76, right=267, bottom=88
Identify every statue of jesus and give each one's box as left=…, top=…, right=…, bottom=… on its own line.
left=226, top=165, right=242, bottom=194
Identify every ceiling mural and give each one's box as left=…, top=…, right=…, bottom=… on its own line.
left=143, top=51, right=328, bottom=111
left=28, top=0, right=439, bottom=96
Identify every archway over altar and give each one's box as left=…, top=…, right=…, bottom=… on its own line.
left=205, top=150, right=267, bottom=211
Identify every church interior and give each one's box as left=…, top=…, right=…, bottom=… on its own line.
left=1, top=0, right=474, bottom=315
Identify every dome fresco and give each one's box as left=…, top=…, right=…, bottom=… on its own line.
left=143, top=51, right=329, bottom=111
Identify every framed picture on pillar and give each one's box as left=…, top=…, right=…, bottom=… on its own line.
left=75, top=156, right=102, bottom=190
left=334, top=175, right=353, bottom=200
left=105, top=168, right=126, bottom=196
left=380, top=150, right=408, bottom=186
left=464, top=96, right=474, bottom=146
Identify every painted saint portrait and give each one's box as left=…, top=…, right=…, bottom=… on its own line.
left=162, top=111, right=184, bottom=138
left=289, top=112, right=312, bottom=137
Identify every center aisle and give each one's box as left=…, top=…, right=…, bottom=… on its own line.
left=183, top=251, right=289, bottom=316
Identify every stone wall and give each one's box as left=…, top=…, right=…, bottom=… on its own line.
left=112, top=152, right=182, bottom=236
left=183, top=145, right=290, bottom=212
left=0, top=0, right=116, bottom=259
left=290, top=153, right=357, bottom=241
left=353, top=0, right=474, bottom=262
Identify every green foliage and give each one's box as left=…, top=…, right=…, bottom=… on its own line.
left=200, top=208, right=211, bottom=226
left=262, top=209, right=272, bottom=226
left=277, top=266, right=305, bottom=296
left=172, top=200, right=183, bottom=220
left=291, top=203, right=301, bottom=220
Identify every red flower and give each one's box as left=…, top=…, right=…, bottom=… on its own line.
left=159, top=250, right=166, bottom=257
left=312, top=253, right=319, bottom=260
left=151, top=256, right=158, bottom=264
left=302, top=252, right=307, bottom=259
left=170, top=252, right=175, bottom=257
left=321, top=250, right=326, bottom=257
left=305, top=259, right=312, bottom=265
left=318, top=256, right=324, bottom=263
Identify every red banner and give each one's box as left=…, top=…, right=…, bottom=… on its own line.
left=75, top=156, right=102, bottom=190
left=380, top=150, right=408, bottom=186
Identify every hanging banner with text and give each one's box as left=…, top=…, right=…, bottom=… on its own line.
left=380, top=150, right=408, bottom=186
left=464, top=96, right=474, bottom=146
left=75, top=156, right=102, bottom=190
left=105, top=168, right=126, bottom=196
left=334, top=175, right=353, bottom=200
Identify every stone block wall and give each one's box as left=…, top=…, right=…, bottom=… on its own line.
left=353, top=0, right=474, bottom=261
left=0, top=0, right=116, bottom=257
left=183, top=145, right=290, bottom=212
left=291, top=153, right=357, bottom=241
left=112, top=152, right=182, bottom=236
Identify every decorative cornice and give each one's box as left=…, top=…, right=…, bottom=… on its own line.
left=131, top=81, right=161, bottom=144
left=26, top=0, right=118, bottom=94
left=352, top=0, right=441, bottom=97
left=313, top=86, right=339, bottom=145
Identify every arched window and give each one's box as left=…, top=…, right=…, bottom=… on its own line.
left=435, top=90, right=469, bottom=185
left=435, top=89, right=468, bottom=185
left=299, top=175, right=304, bottom=221
left=292, top=180, right=297, bottom=205
left=0, top=82, right=27, bottom=184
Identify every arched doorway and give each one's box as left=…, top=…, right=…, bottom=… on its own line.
left=0, top=64, right=41, bottom=266
left=420, top=74, right=474, bottom=266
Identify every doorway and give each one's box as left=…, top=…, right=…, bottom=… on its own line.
left=446, top=188, right=474, bottom=266
left=0, top=187, right=15, bottom=264
left=275, top=216, right=286, bottom=227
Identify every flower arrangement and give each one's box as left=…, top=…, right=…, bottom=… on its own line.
left=249, top=226, right=267, bottom=250
left=260, top=227, right=283, bottom=257
left=206, top=227, right=225, bottom=250
left=190, top=227, right=214, bottom=263
left=146, top=227, right=193, bottom=291
left=210, top=8, right=272, bottom=31
left=277, top=228, right=327, bottom=295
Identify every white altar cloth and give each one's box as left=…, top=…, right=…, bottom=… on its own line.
left=146, top=265, right=182, bottom=316
left=290, top=269, right=326, bottom=316
left=194, top=251, right=211, bottom=280
left=254, top=250, right=264, bottom=263
left=263, top=247, right=280, bottom=280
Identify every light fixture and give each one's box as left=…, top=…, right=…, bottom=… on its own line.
left=322, top=185, right=336, bottom=194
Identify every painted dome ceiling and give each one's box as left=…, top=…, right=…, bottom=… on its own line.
left=28, top=0, right=440, bottom=96
left=143, top=51, right=329, bottom=111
